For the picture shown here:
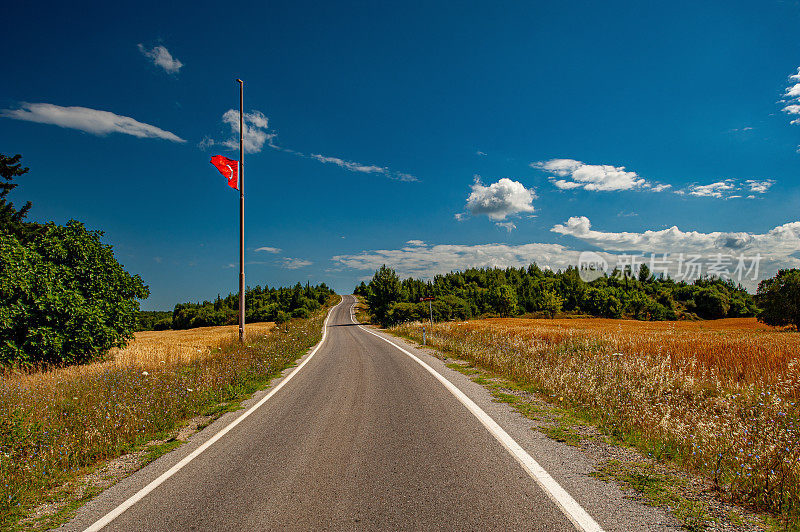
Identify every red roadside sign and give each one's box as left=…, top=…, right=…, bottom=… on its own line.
left=420, top=297, right=435, bottom=301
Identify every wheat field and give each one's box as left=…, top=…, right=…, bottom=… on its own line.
left=393, top=316, right=800, bottom=519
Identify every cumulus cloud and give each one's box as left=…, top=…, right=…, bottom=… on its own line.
left=746, top=179, right=774, bottom=194
left=532, top=158, right=649, bottom=191
left=333, top=218, right=800, bottom=291
left=550, top=215, right=800, bottom=287
left=462, top=177, right=536, bottom=227
left=532, top=157, right=770, bottom=199
left=254, top=246, right=281, bottom=253
left=281, top=257, right=312, bottom=269
left=686, top=180, right=737, bottom=198
left=0, top=102, right=185, bottom=142
left=781, top=67, right=800, bottom=131
left=200, top=109, right=276, bottom=154
left=137, top=44, right=183, bottom=74
left=406, top=240, right=425, bottom=246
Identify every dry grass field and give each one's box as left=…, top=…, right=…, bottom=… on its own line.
left=113, top=322, right=275, bottom=367
left=393, top=316, right=800, bottom=520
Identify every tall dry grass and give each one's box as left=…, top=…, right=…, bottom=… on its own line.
left=393, top=317, right=800, bottom=520
left=0, top=310, right=327, bottom=527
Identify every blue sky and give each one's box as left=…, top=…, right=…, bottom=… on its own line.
left=3, top=0, right=800, bottom=309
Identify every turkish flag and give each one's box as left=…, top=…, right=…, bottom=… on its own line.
left=210, top=155, right=239, bottom=190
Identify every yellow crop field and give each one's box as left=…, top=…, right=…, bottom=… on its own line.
left=392, top=316, right=800, bottom=518
left=113, top=322, right=275, bottom=367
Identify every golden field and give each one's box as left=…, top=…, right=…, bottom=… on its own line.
left=113, top=322, right=275, bottom=367
left=392, top=316, right=800, bottom=519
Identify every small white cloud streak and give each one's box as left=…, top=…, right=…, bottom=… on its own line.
left=137, top=44, right=183, bottom=74
left=1, top=102, right=185, bottom=142
left=496, top=221, right=517, bottom=232
left=687, top=180, right=737, bottom=198
left=201, top=110, right=417, bottom=181
left=282, top=257, right=312, bottom=269
left=310, top=153, right=418, bottom=181
left=254, top=246, right=282, bottom=253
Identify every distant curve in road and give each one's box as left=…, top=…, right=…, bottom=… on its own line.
left=75, top=296, right=602, bottom=531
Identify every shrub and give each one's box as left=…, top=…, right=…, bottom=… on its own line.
left=0, top=222, right=148, bottom=367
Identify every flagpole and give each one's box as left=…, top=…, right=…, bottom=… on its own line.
left=237, top=78, right=245, bottom=343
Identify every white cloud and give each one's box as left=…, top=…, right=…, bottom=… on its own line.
left=476, top=150, right=487, bottom=156
left=0, top=102, right=185, bottom=142
left=137, top=44, right=183, bottom=74
left=406, top=240, right=425, bottom=246
left=200, top=109, right=275, bottom=154
left=781, top=68, right=800, bottom=133
left=496, top=222, right=517, bottom=232
left=254, top=246, right=281, bottom=253
left=532, top=158, right=648, bottom=191
left=201, top=111, right=417, bottom=181
left=333, top=218, right=800, bottom=290
left=310, top=153, right=418, bottom=181
left=686, top=180, right=737, bottom=198
left=310, top=154, right=383, bottom=174
left=550, top=216, right=800, bottom=287
left=464, top=177, right=536, bottom=221
left=281, top=257, right=312, bottom=269
left=650, top=184, right=672, bottom=192
left=333, top=242, right=575, bottom=280
left=746, top=179, right=774, bottom=194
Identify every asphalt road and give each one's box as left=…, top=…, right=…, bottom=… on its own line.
left=66, top=296, right=679, bottom=531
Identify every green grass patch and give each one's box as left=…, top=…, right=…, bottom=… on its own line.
left=591, top=460, right=711, bottom=531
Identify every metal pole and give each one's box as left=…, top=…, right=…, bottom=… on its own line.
left=237, top=79, right=245, bottom=343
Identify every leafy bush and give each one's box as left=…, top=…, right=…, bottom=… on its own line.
left=0, top=222, right=149, bottom=367
left=757, top=268, right=800, bottom=329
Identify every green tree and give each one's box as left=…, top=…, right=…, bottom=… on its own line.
left=0, top=221, right=149, bottom=367
left=366, top=265, right=402, bottom=325
left=490, top=284, right=517, bottom=317
left=757, top=269, right=800, bottom=330
left=1, top=154, right=37, bottom=242
left=694, top=287, right=731, bottom=319
left=540, top=289, right=563, bottom=318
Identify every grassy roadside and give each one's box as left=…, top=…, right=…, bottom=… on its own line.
left=384, top=317, right=797, bottom=530
left=0, top=296, right=338, bottom=530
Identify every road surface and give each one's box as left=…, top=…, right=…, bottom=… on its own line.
left=66, top=295, right=678, bottom=531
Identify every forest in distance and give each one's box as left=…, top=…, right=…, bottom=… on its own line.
left=355, top=263, right=769, bottom=327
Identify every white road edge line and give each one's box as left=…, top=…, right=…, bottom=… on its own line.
left=83, top=296, right=343, bottom=532
left=350, top=297, right=604, bottom=532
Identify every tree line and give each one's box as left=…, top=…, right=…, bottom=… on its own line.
left=356, top=263, right=765, bottom=326
left=149, top=282, right=336, bottom=331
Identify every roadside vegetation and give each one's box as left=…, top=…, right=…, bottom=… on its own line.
left=0, top=300, right=336, bottom=529
left=390, top=316, right=800, bottom=526
left=1, top=154, right=148, bottom=368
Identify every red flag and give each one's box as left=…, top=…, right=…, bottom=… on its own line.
left=210, top=155, right=239, bottom=190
